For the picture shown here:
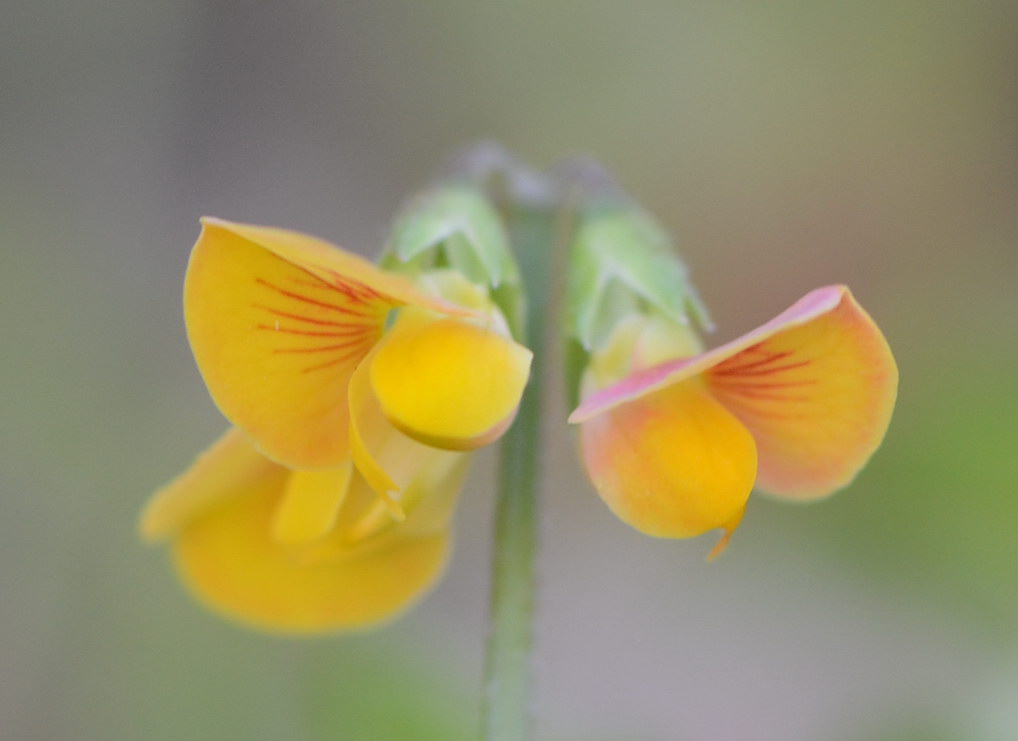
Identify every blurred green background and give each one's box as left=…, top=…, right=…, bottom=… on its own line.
left=3, top=2, right=1017, bottom=739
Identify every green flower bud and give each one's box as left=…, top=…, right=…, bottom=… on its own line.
left=563, top=204, right=711, bottom=405
left=382, top=184, right=524, bottom=338
left=565, top=205, right=710, bottom=349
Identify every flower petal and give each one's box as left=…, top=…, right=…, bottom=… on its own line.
left=139, top=428, right=273, bottom=542
left=269, top=463, right=354, bottom=546
left=185, top=218, right=461, bottom=469
left=298, top=452, right=469, bottom=563
left=348, top=344, right=463, bottom=520
left=172, top=473, right=450, bottom=633
left=706, top=505, right=745, bottom=561
left=572, top=286, right=897, bottom=500
left=706, top=289, right=898, bottom=499
left=369, top=308, right=532, bottom=450
left=198, top=218, right=457, bottom=309
left=579, top=380, right=757, bottom=538
left=570, top=286, right=846, bottom=422
left=394, top=452, right=470, bottom=538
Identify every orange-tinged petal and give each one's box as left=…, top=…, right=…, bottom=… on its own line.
left=270, top=463, right=353, bottom=546
left=580, top=380, right=757, bottom=538
left=173, top=474, right=450, bottom=633
left=705, top=288, right=898, bottom=499
left=139, top=428, right=273, bottom=542
left=569, top=286, right=897, bottom=500
left=369, top=308, right=532, bottom=450
left=185, top=218, right=468, bottom=469
left=570, top=286, right=847, bottom=423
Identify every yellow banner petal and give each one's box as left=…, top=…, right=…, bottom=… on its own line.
left=185, top=219, right=416, bottom=468
left=580, top=380, right=756, bottom=539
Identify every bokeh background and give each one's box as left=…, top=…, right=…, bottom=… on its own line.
left=3, top=2, right=1017, bottom=739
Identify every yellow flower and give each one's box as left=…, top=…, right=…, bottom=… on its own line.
left=141, top=218, right=531, bottom=632
left=568, top=286, right=898, bottom=557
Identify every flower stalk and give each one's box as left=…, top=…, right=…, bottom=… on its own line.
left=481, top=202, right=558, bottom=741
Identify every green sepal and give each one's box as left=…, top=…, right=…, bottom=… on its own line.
left=564, top=205, right=711, bottom=353
left=563, top=337, right=589, bottom=412
left=382, top=184, right=524, bottom=338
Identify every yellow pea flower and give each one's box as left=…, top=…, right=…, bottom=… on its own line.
left=184, top=218, right=531, bottom=471
left=141, top=218, right=532, bottom=632
left=568, top=286, right=898, bottom=557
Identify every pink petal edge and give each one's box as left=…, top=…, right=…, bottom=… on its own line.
left=569, top=285, right=847, bottom=423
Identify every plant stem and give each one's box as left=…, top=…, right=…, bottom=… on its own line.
left=480, top=204, right=557, bottom=741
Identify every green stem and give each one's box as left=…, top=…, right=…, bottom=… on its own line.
left=480, top=205, right=557, bottom=741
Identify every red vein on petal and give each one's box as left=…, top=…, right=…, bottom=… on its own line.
left=255, top=324, right=375, bottom=338
left=287, top=276, right=373, bottom=306
left=255, top=278, right=372, bottom=317
left=302, top=348, right=370, bottom=373
left=273, top=338, right=374, bottom=355
left=718, top=388, right=810, bottom=402
left=714, top=360, right=812, bottom=378
left=287, top=278, right=356, bottom=291
left=714, top=350, right=793, bottom=375
left=712, top=380, right=818, bottom=391
left=252, top=306, right=373, bottom=328
left=263, top=249, right=381, bottom=302
left=332, top=279, right=372, bottom=305
left=328, top=270, right=392, bottom=303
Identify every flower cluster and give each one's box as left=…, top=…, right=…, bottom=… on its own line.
left=141, top=187, right=897, bottom=633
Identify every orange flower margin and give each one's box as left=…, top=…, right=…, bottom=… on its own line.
left=140, top=218, right=532, bottom=632
left=568, top=286, right=898, bottom=557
